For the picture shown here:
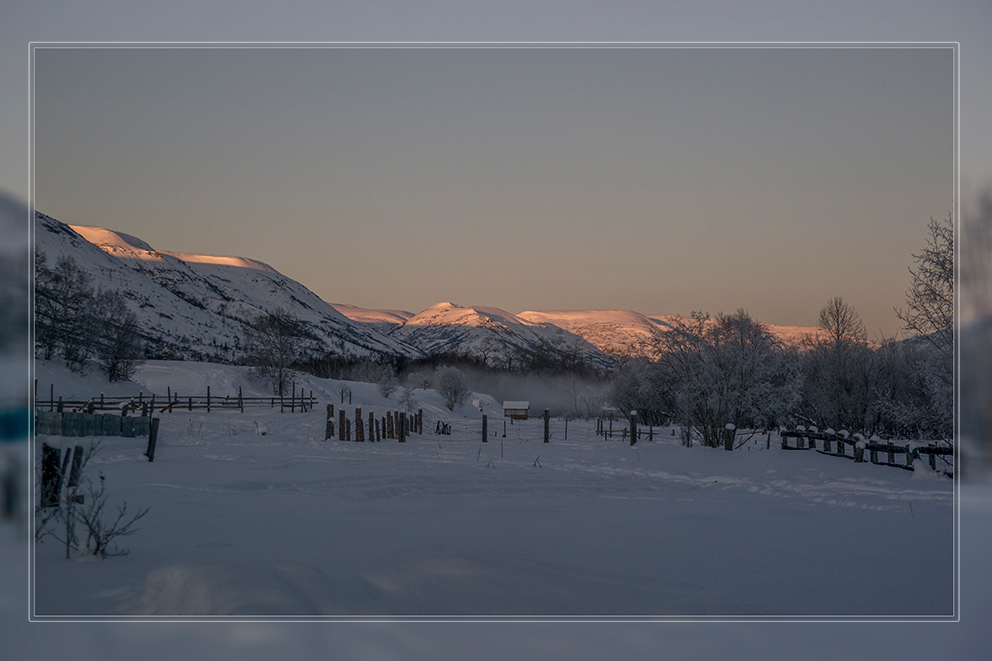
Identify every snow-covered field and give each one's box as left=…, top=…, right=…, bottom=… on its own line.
left=4, top=359, right=987, bottom=658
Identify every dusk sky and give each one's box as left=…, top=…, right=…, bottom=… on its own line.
left=32, top=46, right=952, bottom=339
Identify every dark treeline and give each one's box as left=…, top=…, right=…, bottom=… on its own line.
left=34, top=251, right=145, bottom=382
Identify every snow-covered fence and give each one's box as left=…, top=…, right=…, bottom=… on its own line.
left=780, top=427, right=952, bottom=476
left=915, top=444, right=953, bottom=474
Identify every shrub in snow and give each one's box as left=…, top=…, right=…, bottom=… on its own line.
left=35, top=440, right=149, bottom=559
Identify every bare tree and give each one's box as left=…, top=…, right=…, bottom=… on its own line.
left=818, top=296, right=867, bottom=344
left=75, top=471, right=150, bottom=558
left=244, top=309, right=300, bottom=397
left=35, top=253, right=95, bottom=370
left=896, top=212, right=954, bottom=357
left=94, top=290, right=144, bottom=382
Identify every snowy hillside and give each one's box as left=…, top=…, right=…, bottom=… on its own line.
left=389, top=302, right=608, bottom=366
left=330, top=303, right=414, bottom=333
left=36, top=212, right=422, bottom=361
left=519, top=310, right=671, bottom=359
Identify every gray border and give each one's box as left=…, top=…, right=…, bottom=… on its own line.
left=28, top=41, right=960, bottom=623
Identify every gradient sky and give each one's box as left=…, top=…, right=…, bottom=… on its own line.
left=32, top=46, right=952, bottom=338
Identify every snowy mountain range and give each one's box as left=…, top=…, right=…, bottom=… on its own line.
left=35, top=212, right=825, bottom=366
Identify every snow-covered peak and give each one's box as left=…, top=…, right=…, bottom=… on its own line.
left=70, top=225, right=154, bottom=252
left=71, top=224, right=277, bottom=274
left=403, top=302, right=541, bottom=330
left=158, top=251, right=276, bottom=273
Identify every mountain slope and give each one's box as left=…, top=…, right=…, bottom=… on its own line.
left=518, top=310, right=671, bottom=359
left=36, top=213, right=422, bottom=361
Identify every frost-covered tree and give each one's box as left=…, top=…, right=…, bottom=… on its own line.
left=608, top=358, right=669, bottom=426
left=652, top=310, right=795, bottom=447
left=349, top=359, right=398, bottom=397
left=798, top=298, right=876, bottom=432
left=435, top=366, right=469, bottom=411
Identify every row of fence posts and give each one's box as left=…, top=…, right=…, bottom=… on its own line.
left=324, top=404, right=423, bottom=442
left=595, top=411, right=652, bottom=446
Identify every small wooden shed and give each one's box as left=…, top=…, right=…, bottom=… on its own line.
left=503, top=401, right=530, bottom=420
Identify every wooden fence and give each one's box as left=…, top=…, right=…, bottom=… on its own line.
left=36, top=411, right=151, bottom=437
left=35, top=384, right=317, bottom=415
left=36, top=411, right=161, bottom=461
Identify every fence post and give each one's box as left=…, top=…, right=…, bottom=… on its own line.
left=418, top=409, right=423, bottom=435
left=398, top=413, right=406, bottom=443
left=239, top=386, right=244, bottom=413
left=630, top=410, right=638, bottom=447
left=146, top=418, right=159, bottom=462
left=41, top=443, right=61, bottom=508
left=387, top=412, right=394, bottom=439
left=339, top=410, right=346, bottom=441
left=369, top=411, right=374, bottom=442
left=375, top=417, right=381, bottom=442
left=207, top=386, right=211, bottom=413
left=482, top=414, right=488, bottom=442
left=723, top=423, right=735, bottom=451
left=67, top=445, right=84, bottom=487
left=325, top=404, right=335, bottom=441
left=544, top=409, right=550, bottom=443
left=355, top=408, right=363, bottom=442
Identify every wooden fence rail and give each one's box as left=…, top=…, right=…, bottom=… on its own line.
left=780, top=429, right=952, bottom=476
left=35, top=390, right=317, bottom=415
